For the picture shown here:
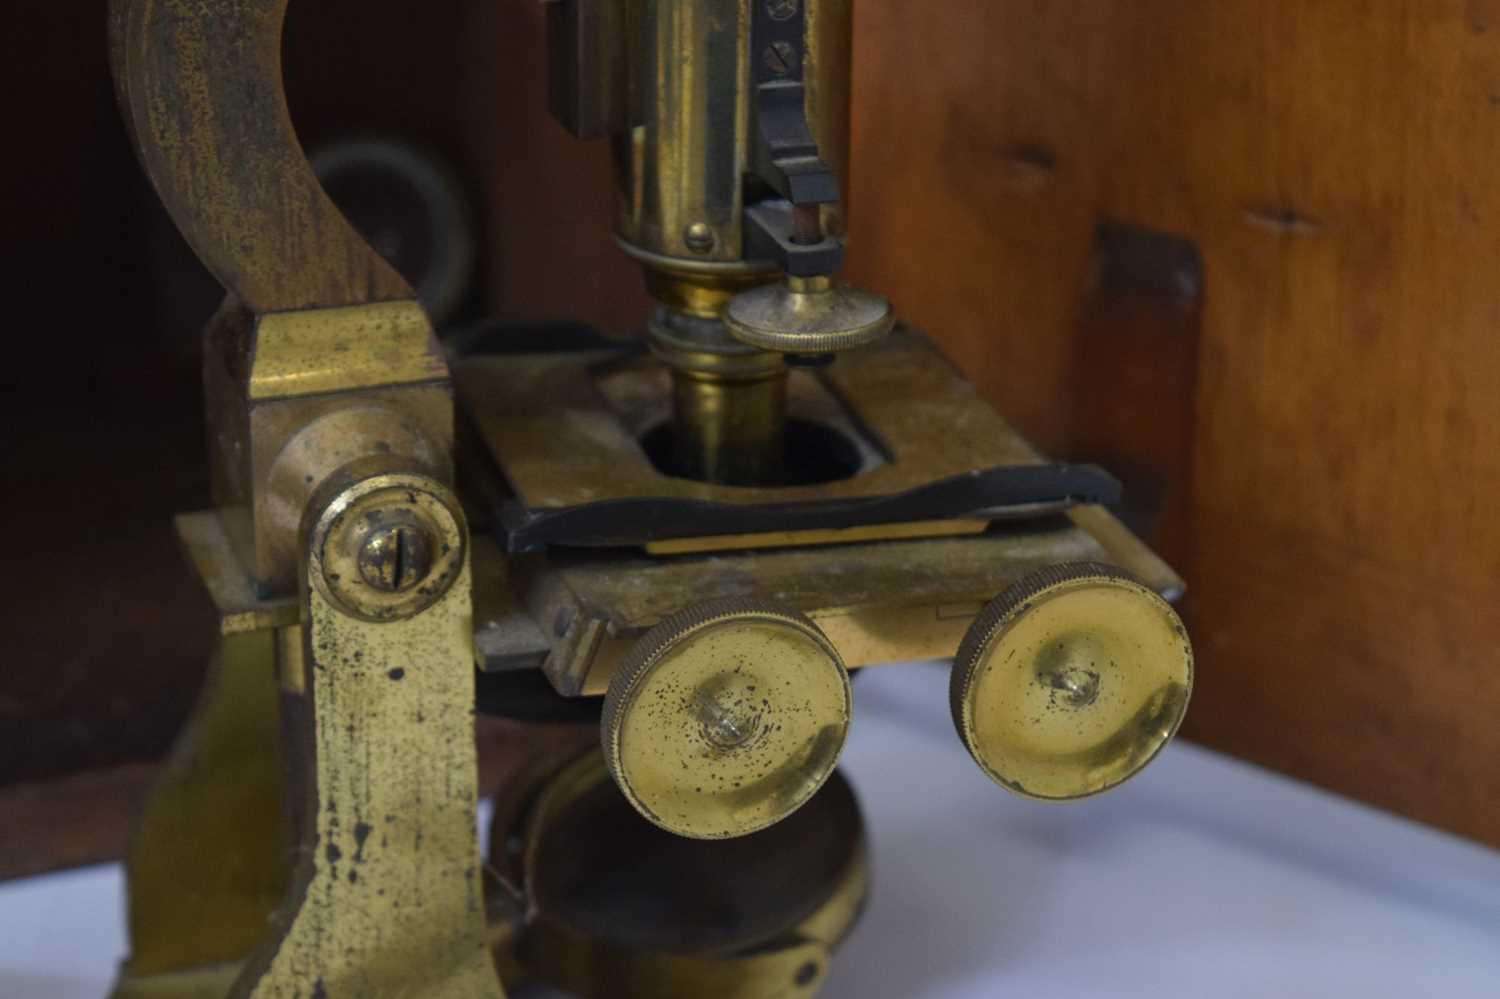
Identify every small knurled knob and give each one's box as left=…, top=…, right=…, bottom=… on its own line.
left=723, top=274, right=894, bottom=355
left=602, top=597, right=852, bottom=839
left=951, top=562, right=1193, bottom=800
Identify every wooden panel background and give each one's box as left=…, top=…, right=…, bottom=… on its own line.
left=845, top=0, right=1500, bottom=845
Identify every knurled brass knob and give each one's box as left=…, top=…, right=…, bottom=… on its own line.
left=723, top=274, right=894, bottom=355
left=950, top=562, right=1193, bottom=800
left=602, top=597, right=852, bottom=839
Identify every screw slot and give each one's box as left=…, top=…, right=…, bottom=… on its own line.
left=763, top=41, right=799, bottom=77
left=766, top=0, right=800, bottom=21
left=357, top=523, right=435, bottom=592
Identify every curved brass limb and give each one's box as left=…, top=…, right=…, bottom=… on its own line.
left=108, top=0, right=410, bottom=313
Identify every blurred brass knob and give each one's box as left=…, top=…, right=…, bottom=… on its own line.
left=723, top=274, right=894, bottom=354
left=602, top=597, right=852, bottom=839
left=950, top=562, right=1192, bottom=800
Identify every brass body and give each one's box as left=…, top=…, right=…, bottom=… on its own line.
left=105, top=0, right=1194, bottom=994
left=648, top=309, right=789, bottom=484
left=238, top=473, right=501, bottom=997
left=611, top=0, right=850, bottom=265
left=604, top=0, right=855, bottom=484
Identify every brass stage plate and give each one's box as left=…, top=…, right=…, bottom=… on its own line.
left=521, top=517, right=1119, bottom=695
left=455, top=330, right=1097, bottom=552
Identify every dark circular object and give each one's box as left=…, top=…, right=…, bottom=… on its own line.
left=311, top=137, right=477, bottom=326
left=530, top=764, right=862, bottom=957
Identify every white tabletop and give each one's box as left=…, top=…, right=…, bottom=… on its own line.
left=3, top=662, right=1498, bottom=998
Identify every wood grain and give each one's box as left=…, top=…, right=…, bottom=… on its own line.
left=846, top=0, right=1500, bottom=844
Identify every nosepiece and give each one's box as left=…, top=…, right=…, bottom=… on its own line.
left=603, top=597, right=852, bottom=839
left=951, top=562, right=1193, bottom=800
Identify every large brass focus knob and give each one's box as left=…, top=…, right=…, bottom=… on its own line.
left=951, top=563, right=1193, bottom=800
left=602, top=597, right=852, bottom=839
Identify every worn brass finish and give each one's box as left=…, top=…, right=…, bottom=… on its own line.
left=648, top=309, right=790, bottom=485
left=644, top=517, right=990, bottom=555
left=610, top=0, right=850, bottom=267
left=724, top=274, right=895, bottom=354
left=497, top=751, right=866, bottom=998
left=669, top=365, right=788, bottom=485
left=526, top=521, right=1115, bottom=696
left=636, top=261, right=774, bottom=320
left=174, top=512, right=297, bottom=635
left=234, top=474, right=504, bottom=997
left=109, top=0, right=411, bottom=314
left=109, top=631, right=286, bottom=997
left=248, top=301, right=448, bottom=399
left=951, top=563, right=1193, bottom=801
left=310, top=473, right=467, bottom=622
left=458, top=331, right=1043, bottom=514
left=1066, top=504, right=1186, bottom=602
left=201, top=301, right=453, bottom=596
left=602, top=598, right=851, bottom=839
left=604, top=0, right=856, bottom=478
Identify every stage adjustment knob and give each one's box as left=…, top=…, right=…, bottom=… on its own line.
left=723, top=274, right=894, bottom=355
left=951, top=562, right=1193, bottom=800
left=602, top=597, right=852, bottom=839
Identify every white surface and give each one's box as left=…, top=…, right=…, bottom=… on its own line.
left=3, top=663, right=1498, bottom=998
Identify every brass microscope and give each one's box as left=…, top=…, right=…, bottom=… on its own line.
left=108, top=1, right=1193, bottom=996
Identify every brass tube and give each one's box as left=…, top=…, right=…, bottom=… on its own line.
left=615, top=0, right=854, bottom=485
left=648, top=309, right=787, bottom=486
left=671, top=366, right=788, bottom=486
left=614, top=0, right=852, bottom=265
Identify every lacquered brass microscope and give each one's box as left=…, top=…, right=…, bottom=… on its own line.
left=107, top=1, right=1193, bottom=996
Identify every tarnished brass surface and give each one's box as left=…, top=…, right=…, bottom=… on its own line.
left=206, top=303, right=453, bottom=596
left=602, top=598, right=851, bottom=839
left=309, top=473, right=468, bottom=622
left=109, top=0, right=410, bottom=314
left=457, top=330, right=1042, bottom=513
left=724, top=274, right=895, bottom=354
left=951, top=563, right=1193, bottom=800
left=645, top=517, right=990, bottom=555
left=248, top=301, right=448, bottom=400
left=526, top=520, right=1115, bottom=696
left=610, top=0, right=850, bottom=267
left=1066, top=504, right=1186, bottom=601
left=109, top=631, right=286, bottom=995
left=637, top=263, right=773, bottom=319
left=174, top=512, right=297, bottom=634
left=648, top=309, right=789, bottom=485
left=498, top=751, right=866, bottom=998
left=114, top=0, right=452, bottom=595
left=234, top=474, right=504, bottom=997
